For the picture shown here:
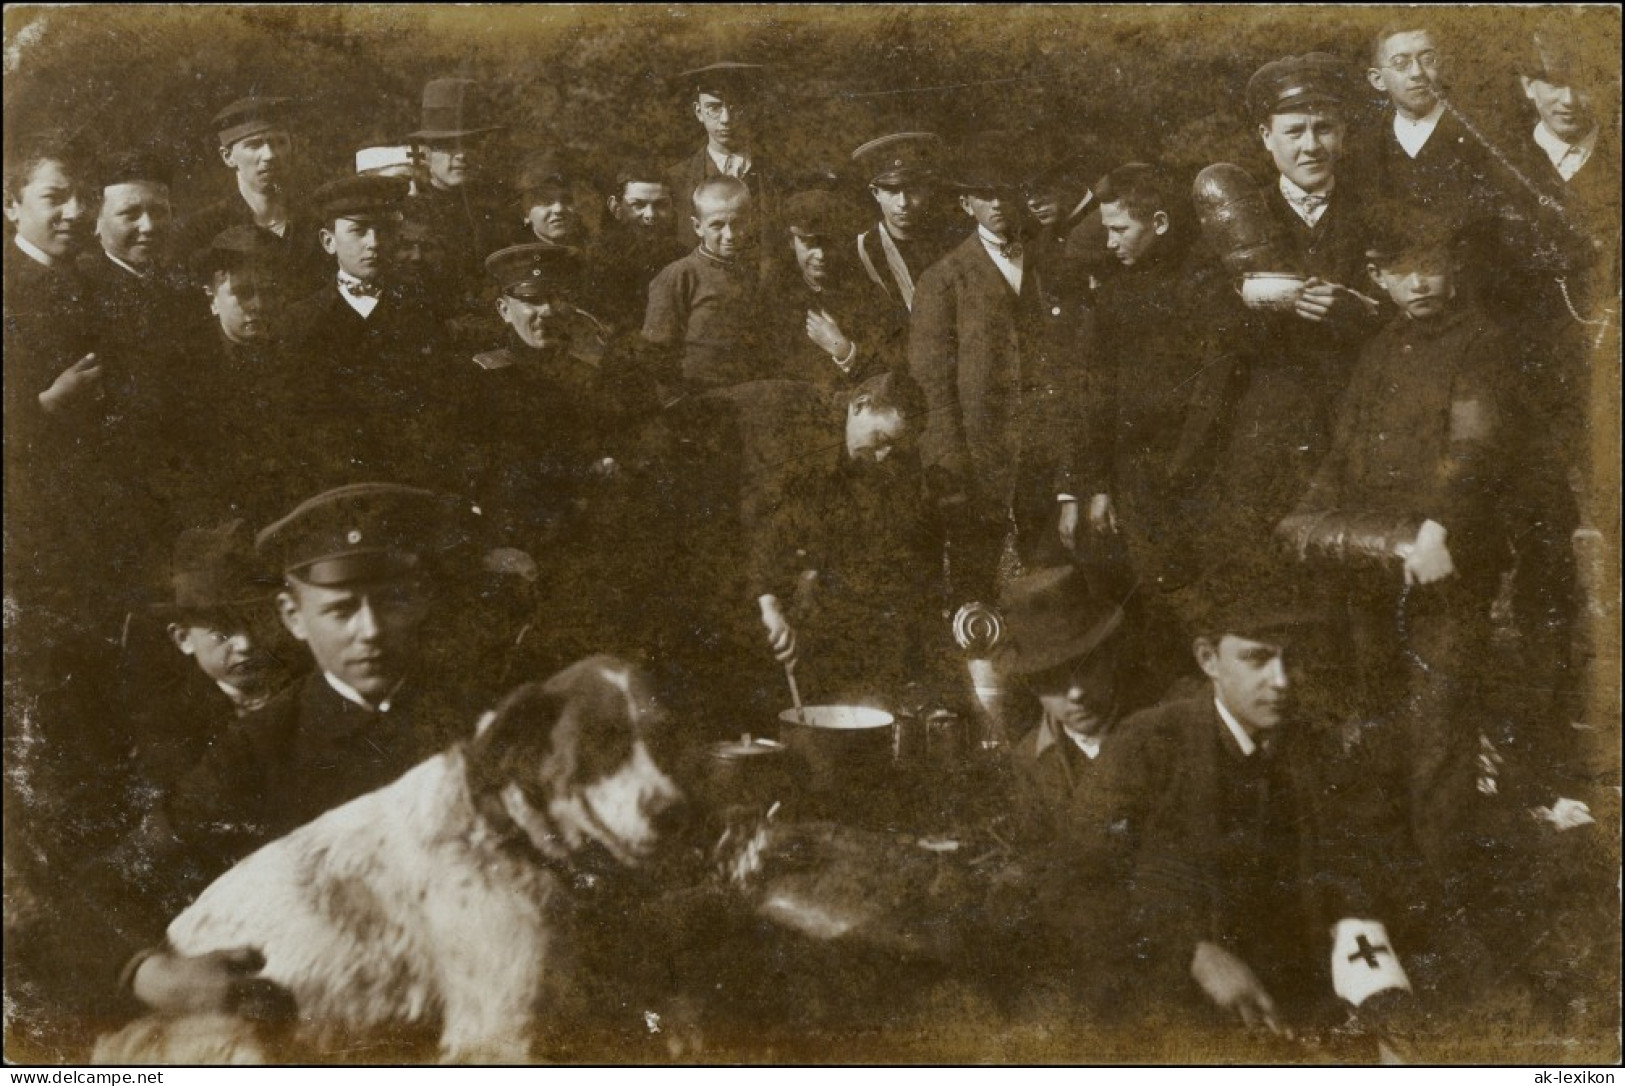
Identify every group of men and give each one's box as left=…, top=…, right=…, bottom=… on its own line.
left=3, top=12, right=1617, bottom=1062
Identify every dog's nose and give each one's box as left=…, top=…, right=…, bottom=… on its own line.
left=650, top=793, right=693, bottom=839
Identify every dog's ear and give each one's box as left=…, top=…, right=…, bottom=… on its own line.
left=467, top=681, right=576, bottom=800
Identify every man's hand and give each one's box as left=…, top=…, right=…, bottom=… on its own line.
left=1400, top=519, right=1454, bottom=586
left=1293, top=278, right=1376, bottom=326
left=1057, top=499, right=1080, bottom=551
left=38, top=353, right=103, bottom=415
left=1088, top=492, right=1117, bottom=534
left=131, top=946, right=293, bottom=1021
left=1191, top=941, right=1287, bottom=1035
left=805, top=309, right=854, bottom=364
left=758, top=594, right=798, bottom=665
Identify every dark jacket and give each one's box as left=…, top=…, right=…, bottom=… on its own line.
left=761, top=259, right=902, bottom=395
left=854, top=218, right=967, bottom=317
left=665, top=146, right=780, bottom=246
left=174, top=195, right=328, bottom=297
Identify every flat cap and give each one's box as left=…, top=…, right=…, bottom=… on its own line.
left=1364, top=202, right=1464, bottom=265
left=1245, top=53, right=1349, bottom=120
left=484, top=242, right=582, bottom=301
left=782, top=189, right=849, bottom=239
left=516, top=152, right=573, bottom=198
left=190, top=224, right=277, bottom=277
left=676, top=61, right=766, bottom=97
left=315, top=174, right=408, bottom=222
left=1173, top=555, right=1331, bottom=645
left=851, top=132, right=942, bottom=186
left=96, top=149, right=173, bottom=192
left=213, top=96, right=293, bottom=148
left=408, top=78, right=504, bottom=141
left=256, top=483, right=453, bottom=586
left=155, top=519, right=283, bottom=617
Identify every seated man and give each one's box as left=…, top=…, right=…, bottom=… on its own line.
left=1093, top=568, right=1415, bottom=1044
left=991, top=565, right=1131, bottom=843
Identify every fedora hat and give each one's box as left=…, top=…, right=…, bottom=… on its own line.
left=992, top=565, right=1125, bottom=677
left=407, top=78, right=504, bottom=142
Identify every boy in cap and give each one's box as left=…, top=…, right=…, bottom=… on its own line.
left=766, top=188, right=902, bottom=393
left=851, top=131, right=959, bottom=315
left=666, top=62, right=778, bottom=244
left=642, top=175, right=769, bottom=390
left=175, top=96, right=325, bottom=295
left=513, top=153, right=586, bottom=250
left=908, top=132, right=1086, bottom=608
left=1092, top=565, right=1416, bottom=1046
left=1278, top=209, right=1510, bottom=869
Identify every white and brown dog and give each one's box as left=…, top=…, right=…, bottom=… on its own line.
left=97, top=655, right=687, bottom=1064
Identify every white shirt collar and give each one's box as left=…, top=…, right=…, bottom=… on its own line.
left=1533, top=122, right=1598, bottom=181
left=708, top=146, right=752, bottom=179
left=323, top=671, right=401, bottom=713
left=337, top=270, right=382, bottom=317
left=13, top=233, right=57, bottom=268
left=105, top=250, right=149, bottom=278
left=1393, top=102, right=1445, bottom=158
left=1214, top=696, right=1257, bottom=757
left=1061, top=725, right=1103, bottom=761
left=976, top=225, right=1024, bottom=292
left=1278, top=173, right=1335, bottom=226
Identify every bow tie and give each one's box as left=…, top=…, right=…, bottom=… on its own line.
left=993, top=238, right=1023, bottom=261
left=339, top=275, right=382, bottom=299
left=1290, top=192, right=1330, bottom=215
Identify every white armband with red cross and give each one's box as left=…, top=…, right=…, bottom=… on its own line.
left=1331, top=918, right=1412, bottom=1006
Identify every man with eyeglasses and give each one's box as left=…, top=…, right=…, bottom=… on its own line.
left=1363, top=24, right=1494, bottom=225
left=666, top=62, right=779, bottom=246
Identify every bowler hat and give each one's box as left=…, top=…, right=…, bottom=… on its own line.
left=992, top=566, right=1126, bottom=677
left=407, top=78, right=504, bottom=142
left=154, top=520, right=282, bottom=618
left=484, top=242, right=582, bottom=301
left=315, top=174, right=408, bottom=223
left=256, top=483, right=457, bottom=587
left=851, top=132, right=942, bottom=186
left=1245, top=53, right=1349, bottom=121
left=213, top=96, right=293, bottom=148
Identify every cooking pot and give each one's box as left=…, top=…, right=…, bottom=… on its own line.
left=778, top=705, right=895, bottom=794
left=704, top=735, right=793, bottom=811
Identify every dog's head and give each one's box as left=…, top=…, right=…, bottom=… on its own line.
left=468, top=655, right=687, bottom=869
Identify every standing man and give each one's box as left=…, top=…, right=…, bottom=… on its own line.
left=666, top=62, right=778, bottom=245
left=176, top=96, right=325, bottom=295
left=908, top=133, right=1086, bottom=609
left=591, top=161, right=685, bottom=330
left=1207, top=54, right=1382, bottom=564
left=851, top=131, right=959, bottom=316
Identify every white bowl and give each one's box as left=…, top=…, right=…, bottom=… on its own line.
left=1241, top=272, right=1307, bottom=310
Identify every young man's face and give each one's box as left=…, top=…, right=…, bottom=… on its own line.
left=1367, top=30, right=1443, bottom=119
left=610, top=182, right=674, bottom=232
left=169, top=612, right=284, bottom=695
left=1031, top=647, right=1119, bottom=739
left=497, top=291, right=575, bottom=350
left=1196, top=634, right=1293, bottom=737
left=1099, top=201, right=1167, bottom=267
left=844, top=402, right=910, bottom=463
left=959, top=188, right=1018, bottom=240
left=693, top=193, right=752, bottom=259
left=424, top=140, right=473, bottom=190
left=321, top=216, right=394, bottom=281
left=1521, top=76, right=1596, bottom=142
left=209, top=266, right=279, bottom=344
left=524, top=186, right=582, bottom=246
left=278, top=576, right=428, bottom=703
left=4, top=158, right=88, bottom=259
left=96, top=180, right=172, bottom=268
left=1370, top=254, right=1454, bottom=320
left=694, top=93, right=747, bottom=150
left=220, top=130, right=292, bottom=196
left=792, top=233, right=829, bottom=287
left=870, top=182, right=931, bottom=238
left=1259, top=110, right=1345, bottom=192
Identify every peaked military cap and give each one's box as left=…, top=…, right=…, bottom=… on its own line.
left=213, top=96, right=294, bottom=148
left=1245, top=53, right=1350, bottom=121
left=315, top=174, right=408, bottom=223
left=851, top=132, right=942, bottom=186
left=485, top=242, right=582, bottom=301
left=257, top=483, right=454, bottom=587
